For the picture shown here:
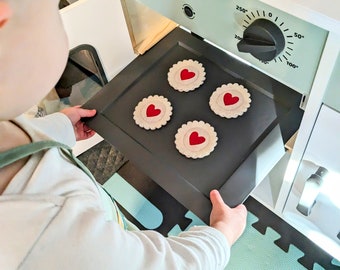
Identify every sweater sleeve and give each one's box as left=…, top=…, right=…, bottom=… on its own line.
left=126, top=226, right=231, bottom=269
left=15, top=113, right=76, bottom=147
left=21, top=195, right=231, bottom=270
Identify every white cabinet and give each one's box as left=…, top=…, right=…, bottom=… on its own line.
left=60, top=0, right=136, bottom=81
left=282, top=105, right=340, bottom=260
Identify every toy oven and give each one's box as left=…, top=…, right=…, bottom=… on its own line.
left=82, top=0, right=328, bottom=222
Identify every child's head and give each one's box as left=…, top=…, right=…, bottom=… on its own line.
left=0, top=0, right=69, bottom=120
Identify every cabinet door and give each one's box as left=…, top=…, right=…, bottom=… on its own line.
left=283, top=105, right=340, bottom=260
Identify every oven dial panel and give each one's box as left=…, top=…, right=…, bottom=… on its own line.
left=137, top=0, right=328, bottom=95
left=231, top=3, right=327, bottom=95
left=236, top=18, right=286, bottom=61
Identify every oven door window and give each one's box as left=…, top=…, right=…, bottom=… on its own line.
left=55, top=44, right=107, bottom=107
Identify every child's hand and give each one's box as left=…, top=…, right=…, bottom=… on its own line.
left=209, top=189, right=247, bottom=246
left=61, top=106, right=97, bottom=141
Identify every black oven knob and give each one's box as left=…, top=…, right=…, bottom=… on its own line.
left=237, top=18, right=285, bottom=61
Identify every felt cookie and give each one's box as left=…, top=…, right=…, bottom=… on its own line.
left=209, top=83, right=251, bottom=118
left=175, top=120, right=217, bottom=159
left=168, top=59, right=206, bottom=92
left=133, top=95, right=172, bottom=130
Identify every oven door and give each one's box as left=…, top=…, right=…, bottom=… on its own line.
left=84, top=27, right=303, bottom=222
left=283, top=105, right=340, bottom=260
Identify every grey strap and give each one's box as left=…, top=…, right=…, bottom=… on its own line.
left=0, top=140, right=96, bottom=182
left=0, top=141, right=71, bottom=169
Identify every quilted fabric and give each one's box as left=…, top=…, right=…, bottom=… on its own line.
left=78, top=140, right=127, bottom=185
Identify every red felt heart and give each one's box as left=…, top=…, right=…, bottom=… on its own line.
left=146, top=104, right=161, bottom=117
left=189, top=131, right=206, bottom=145
left=180, top=69, right=195, bottom=80
left=223, top=93, right=239, bottom=105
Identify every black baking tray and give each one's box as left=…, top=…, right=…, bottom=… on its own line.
left=84, top=27, right=303, bottom=222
